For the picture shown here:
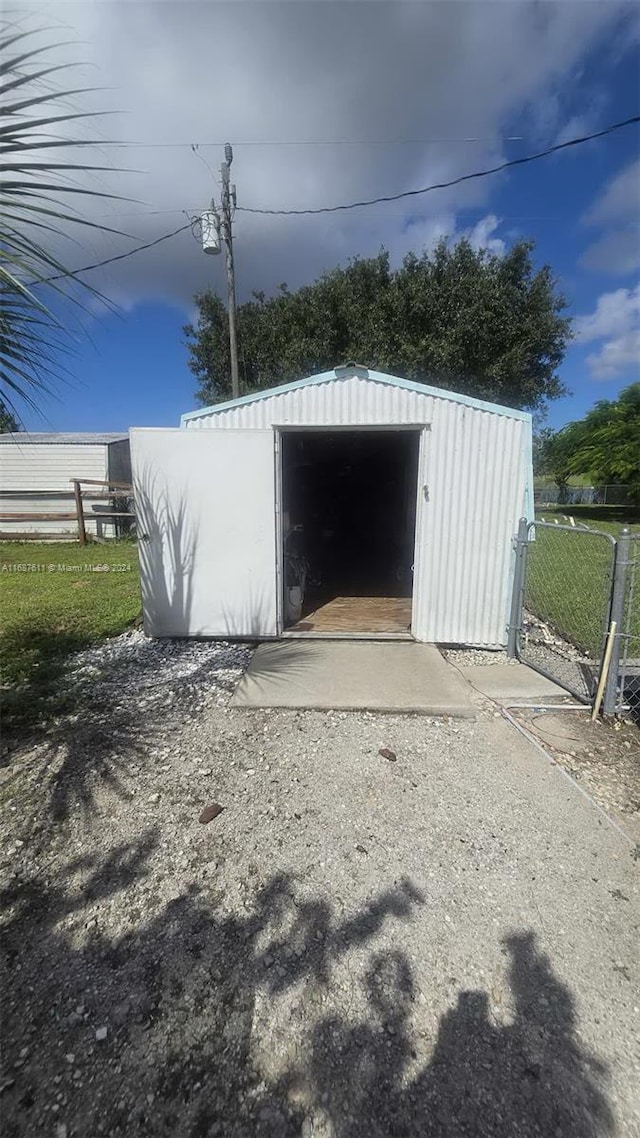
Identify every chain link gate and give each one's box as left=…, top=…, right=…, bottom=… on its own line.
left=615, top=534, right=640, bottom=718
left=508, top=519, right=617, bottom=704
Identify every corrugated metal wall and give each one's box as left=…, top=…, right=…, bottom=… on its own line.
left=183, top=376, right=530, bottom=646
left=411, top=404, right=528, bottom=645
left=0, top=443, right=111, bottom=537
left=0, top=442, right=108, bottom=490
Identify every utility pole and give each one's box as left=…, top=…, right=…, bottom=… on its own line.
left=220, top=143, right=240, bottom=399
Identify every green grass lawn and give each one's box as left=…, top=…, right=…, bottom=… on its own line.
left=1, top=541, right=141, bottom=734
left=528, top=510, right=639, bottom=657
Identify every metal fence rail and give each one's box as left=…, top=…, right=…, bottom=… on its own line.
left=509, top=519, right=616, bottom=704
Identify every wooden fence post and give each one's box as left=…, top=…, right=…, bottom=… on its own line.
left=73, top=480, right=87, bottom=545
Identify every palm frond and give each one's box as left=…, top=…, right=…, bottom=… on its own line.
left=0, top=22, right=128, bottom=421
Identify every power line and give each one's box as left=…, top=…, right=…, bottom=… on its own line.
left=43, top=222, right=192, bottom=281
left=237, top=115, right=640, bottom=216
left=38, top=113, right=639, bottom=283
left=106, top=136, right=527, bottom=148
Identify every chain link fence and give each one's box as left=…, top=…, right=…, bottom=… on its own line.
left=616, top=535, right=640, bottom=719
left=509, top=520, right=639, bottom=718
left=534, top=484, right=636, bottom=507
left=511, top=520, right=616, bottom=703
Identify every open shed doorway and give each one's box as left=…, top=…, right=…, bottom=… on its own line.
left=280, top=428, right=420, bottom=636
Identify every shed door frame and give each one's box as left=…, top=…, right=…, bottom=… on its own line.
left=274, top=423, right=427, bottom=638
left=410, top=426, right=430, bottom=642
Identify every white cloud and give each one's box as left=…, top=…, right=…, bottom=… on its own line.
left=464, top=215, right=506, bottom=257
left=583, top=158, right=640, bottom=226
left=574, top=282, right=640, bottom=379
left=580, top=158, right=640, bottom=276
left=580, top=228, right=640, bottom=275
left=12, top=0, right=637, bottom=313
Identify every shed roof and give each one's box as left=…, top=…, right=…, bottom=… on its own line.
left=0, top=432, right=128, bottom=445
left=181, top=365, right=531, bottom=425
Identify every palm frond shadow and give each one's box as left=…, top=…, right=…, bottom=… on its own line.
left=5, top=468, right=313, bottom=830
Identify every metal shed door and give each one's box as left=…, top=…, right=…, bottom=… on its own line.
left=130, top=428, right=277, bottom=638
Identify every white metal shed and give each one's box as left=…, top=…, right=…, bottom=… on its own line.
left=130, top=365, right=533, bottom=647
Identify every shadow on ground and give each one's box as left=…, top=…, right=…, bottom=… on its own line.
left=3, top=636, right=313, bottom=830
left=0, top=624, right=93, bottom=739
left=1, top=844, right=614, bottom=1137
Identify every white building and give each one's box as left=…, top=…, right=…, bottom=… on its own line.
left=131, top=366, right=533, bottom=647
left=0, top=433, right=131, bottom=539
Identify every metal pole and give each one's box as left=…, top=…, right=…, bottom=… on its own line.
left=507, top=516, right=529, bottom=658
left=221, top=145, right=240, bottom=399
left=602, top=528, right=630, bottom=717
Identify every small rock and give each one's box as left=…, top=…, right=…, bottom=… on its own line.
left=64, top=1054, right=75, bottom=1065
left=55, top=1125, right=67, bottom=1138
left=379, top=748, right=397, bottom=762
left=95, top=1026, right=108, bottom=1042
left=149, top=793, right=160, bottom=804
left=199, top=803, right=224, bottom=824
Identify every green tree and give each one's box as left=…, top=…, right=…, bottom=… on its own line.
left=185, top=239, right=571, bottom=413
left=0, top=399, right=19, bottom=432
left=1, top=25, right=121, bottom=419
left=537, top=384, right=640, bottom=500
left=534, top=426, right=576, bottom=500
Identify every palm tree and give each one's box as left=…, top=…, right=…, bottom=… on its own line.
left=1, top=22, right=123, bottom=422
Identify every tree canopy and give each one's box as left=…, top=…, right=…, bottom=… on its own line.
left=185, top=239, right=571, bottom=414
left=0, top=400, right=19, bottom=432
left=536, top=384, right=640, bottom=496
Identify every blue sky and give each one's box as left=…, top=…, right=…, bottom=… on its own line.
left=15, top=2, right=640, bottom=434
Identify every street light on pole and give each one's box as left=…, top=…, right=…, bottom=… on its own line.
left=199, top=141, right=240, bottom=399
left=220, top=143, right=240, bottom=399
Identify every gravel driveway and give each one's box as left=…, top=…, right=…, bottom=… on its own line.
left=1, top=633, right=639, bottom=1137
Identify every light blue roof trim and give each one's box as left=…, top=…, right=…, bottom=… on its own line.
left=180, top=366, right=532, bottom=425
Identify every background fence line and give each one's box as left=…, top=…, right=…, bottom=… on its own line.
left=534, top=484, right=637, bottom=508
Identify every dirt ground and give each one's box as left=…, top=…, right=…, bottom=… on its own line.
left=1, top=633, right=639, bottom=1137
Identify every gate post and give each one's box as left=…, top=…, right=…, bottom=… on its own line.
left=507, top=517, right=529, bottom=659
left=73, top=480, right=87, bottom=546
left=602, top=528, right=630, bottom=717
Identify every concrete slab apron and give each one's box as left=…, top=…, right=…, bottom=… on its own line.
left=231, top=640, right=475, bottom=716
left=459, top=661, right=570, bottom=703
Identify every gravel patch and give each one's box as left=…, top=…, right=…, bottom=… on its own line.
left=65, top=630, right=253, bottom=710
left=441, top=647, right=517, bottom=668
left=1, top=633, right=639, bottom=1137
